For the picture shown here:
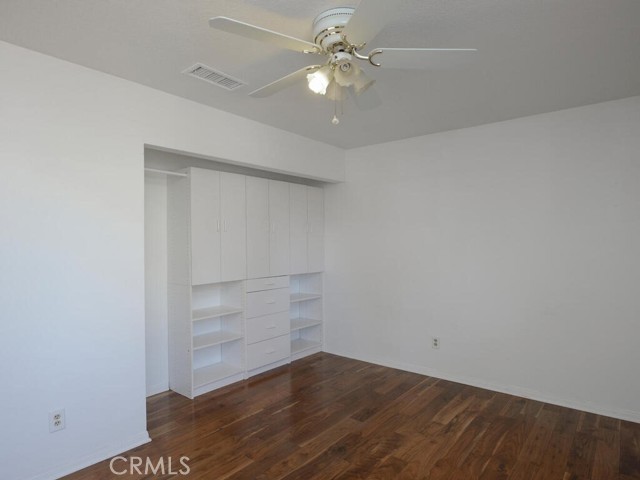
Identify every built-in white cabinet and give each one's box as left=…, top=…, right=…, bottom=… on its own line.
left=246, top=177, right=269, bottom=278
left=289, top=185, right=324, bottom=275
left=246, top=178, right=290, bottom=279
left=307, top=186, right=324, bottom=273
left=289, top=184, right=308, bottom=275
left=167, top=167, right=324, bottom=399
left=167, top=168, right=247, bottom=399
left=220, top=173, right=247, bottom=282
left=190, top=169, right=221, bottom=285
left=269, top=181, right=291, bottom=276
left=190, top=168, right=246, bottom=285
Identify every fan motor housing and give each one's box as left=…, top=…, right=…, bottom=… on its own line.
left=313, top=7, right=355, bottom=52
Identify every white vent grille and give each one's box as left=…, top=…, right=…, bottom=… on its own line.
left=183, top=63, right=245, bottom=91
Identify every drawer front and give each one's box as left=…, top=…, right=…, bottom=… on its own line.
left=246, top=335, right=290, bottom=370
left=246, top=276, right=290, bottom=293
left=246, top=311, right=290, bottom=344
left=246, top=287, right=290, bottom=318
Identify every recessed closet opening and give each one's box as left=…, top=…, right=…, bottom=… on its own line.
left=143, top=146, right=327, bottom=399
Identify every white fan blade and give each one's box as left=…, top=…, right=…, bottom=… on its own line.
left=209, top=17, right=320, bottom=53
left=342, top=0, right=402, bottom=46
left=249, top=65, right=322, bottom=98
left=370, top=48, right=478, bottom=70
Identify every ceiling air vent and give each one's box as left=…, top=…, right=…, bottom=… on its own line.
left=183, top=63, right=246, bottom=91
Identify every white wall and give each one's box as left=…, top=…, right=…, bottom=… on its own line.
left=324, top=96, right=640, bottom=422
left=0, top=40, right=343, bottom=480
left=144, top=173, right=169, bottom=396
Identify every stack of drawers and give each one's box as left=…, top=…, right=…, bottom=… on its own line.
left=245, top=276, right=291, bottom=373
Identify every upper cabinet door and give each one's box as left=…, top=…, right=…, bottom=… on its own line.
left=307, top=186, right=324, bottom=273
left=190, top=168, right=221, bottom=285
left=289, top=183, right=308, bottom=275
left=220, top=172, right=247, bottom=282
left=269, top=180, right=290, bottom=276
left=246, top=177, right=270, bottom=279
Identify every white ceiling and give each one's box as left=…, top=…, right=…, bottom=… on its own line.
left=1, top=0, right=639, bottom=149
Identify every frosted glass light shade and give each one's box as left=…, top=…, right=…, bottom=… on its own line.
left=307, top=66, right=333, bottom=95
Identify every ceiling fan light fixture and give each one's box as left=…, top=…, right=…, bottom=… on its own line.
left=334, top=63, right=356, bottom=87
left=332, top=51, right=356, bottom=88
left=307, top=66, right=333, bottom=95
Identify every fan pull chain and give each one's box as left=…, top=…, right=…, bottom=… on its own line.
left=331, top=82, right=340, bottom=125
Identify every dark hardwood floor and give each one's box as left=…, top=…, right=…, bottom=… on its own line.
left=64, top=353, right=640, bottom=479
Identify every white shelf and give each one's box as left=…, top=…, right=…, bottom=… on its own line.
left=290, top=293, right=322, bottom=303
left=193, top=362, right=243, bottom=388
left=290, top=317, right=322, bottom=332
left=192, top=305, right=243, bottom=322
left=193, top=331, right=243, bottom=350
left=291, top=338, right=321, bottom=355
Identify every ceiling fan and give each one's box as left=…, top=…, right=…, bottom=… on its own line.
left=209, top=0, right=477, bottom=124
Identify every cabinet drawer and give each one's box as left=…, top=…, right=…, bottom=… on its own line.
left=246, top=312, right=290, bottom=344
left=246, top=287, right=289, bottom=318
left=246, top=276, right=290, bottom=292
left=246, top=335, right=290, bottom=370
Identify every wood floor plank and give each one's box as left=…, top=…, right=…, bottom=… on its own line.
left=398, top=383, right=467, bottom=436
left=399, top=383, right=445, bottom=417
left=456, top=415, right=516, bottom=478
left=333, top=432, right=405, bottom=479
left=365, top=455, right=408, bottom=480
left=480, top=392, right=513, bottom=419
left=395, top=410, right=480, bottom=479
left=259, top=418, right=362, bottom=480
left=427, top=415, right=489, bottom=480
left=431, top=392, right=477, bottom=426
left=507, top=407, right=560, bottom=480
left=620, top=420, right=640, bottom=477
left=528, top=408, right=581, bottom=480
left=502, top=396, right=528, bottom=417
left=390, top=433, right=436, bottom=479
left=475, top=408, right=537, bottom=479
left=278, top=432, right=364, bottom=480
left=563, top=430, right=598, bottom=480
left=590, top=430, right=620, bottom=480
left=578, top=412, right=601, bottom=434
left=61, top=353, right=640, bottom=480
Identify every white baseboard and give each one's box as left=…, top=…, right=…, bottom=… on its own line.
left=28, top=431, right=151, bottom=480
left=324, top=348, right=640, bottom=424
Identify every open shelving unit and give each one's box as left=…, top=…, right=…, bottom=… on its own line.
left=189, top=281, right=245, bottom=395
left=166, top=276, right=247, bottom=398
left=289, top=272, right=323, bottom=360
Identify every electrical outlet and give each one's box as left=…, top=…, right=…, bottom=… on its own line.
left=432, top=337, right=440, bottom=349
left=49, top=409, right=65, bottom=433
